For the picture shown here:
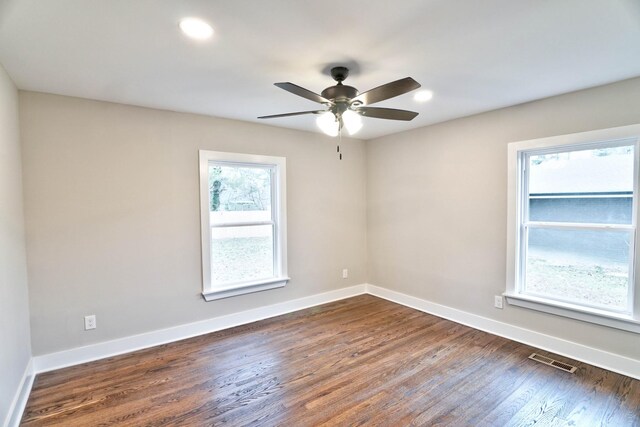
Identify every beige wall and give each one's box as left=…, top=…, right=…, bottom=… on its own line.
left=367, top=77, right=640, bottom=360
left=19, top=92, right=367, bottom=355
left=19, top=77, right=640, bottom=363
left=0, top=64, right=31, bottom=423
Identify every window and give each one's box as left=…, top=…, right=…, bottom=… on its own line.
left=199, top=150, right=288, bottom=301
left=506, top=124, right=640, bottom=333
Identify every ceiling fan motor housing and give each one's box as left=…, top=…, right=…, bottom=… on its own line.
left=321, top=84, right=358, bottom=103
left=323, top=66, right=358, bottom=107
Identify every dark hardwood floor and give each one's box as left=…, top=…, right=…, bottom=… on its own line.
left=21, top=295, right=640, bottom=426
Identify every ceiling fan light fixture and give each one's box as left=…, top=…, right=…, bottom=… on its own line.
left=260, top=67, right=421, bottom=141
left=342, top=110, right=363, bottom=135
left=316, top=112, right=339, bottom=137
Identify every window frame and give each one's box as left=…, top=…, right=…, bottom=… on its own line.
left=505, top=124, right=640, bottom=333
left=199, top=150, right=288, bottom=301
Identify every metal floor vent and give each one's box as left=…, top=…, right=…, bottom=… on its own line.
left=528, top=353, right=577, bottom=373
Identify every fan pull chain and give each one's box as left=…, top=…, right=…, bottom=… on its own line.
left=337, top=124, right=343, bottom=160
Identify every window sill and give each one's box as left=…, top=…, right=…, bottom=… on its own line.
left=504, top=293, right=640, bottom=334
left=202, top=277, right=290, bottom=301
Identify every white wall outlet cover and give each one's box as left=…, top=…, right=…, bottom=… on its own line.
left=84, top=315, right=97, bottom=330
left=342, top=269, right=349, bottom=279
left=494, top=296, right=504, bottom=309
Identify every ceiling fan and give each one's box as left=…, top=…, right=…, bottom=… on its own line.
left=258, top=66, right=421, bottom=137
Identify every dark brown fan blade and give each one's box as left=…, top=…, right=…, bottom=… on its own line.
left=274, top=82, right=330, bottom=104
left=352, top=77, right=421, bottom=106
left=258, top=110, right=325, bottom=119
left=356, top=107, right=419, bottom=121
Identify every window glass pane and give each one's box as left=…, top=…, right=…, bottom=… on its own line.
left=529, top=197, right=633, bottom=224
left=209, top=164, right=272, bottom=224
left=525, top=227, right=632, bottom=311
left=211, top=225, right=274, bottom=285
left=528, top=145, right=634, bottom=224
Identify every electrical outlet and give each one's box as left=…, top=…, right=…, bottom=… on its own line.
left=342, top=268, right=349, bottom=279
left=84, top=315, right=97, bottom=330
left=494, top=295, right=504, bottom=309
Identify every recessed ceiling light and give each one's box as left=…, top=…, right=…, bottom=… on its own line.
left=179, top=18, right=213, bottom=40
left=414, top=90, right=434, bottom=103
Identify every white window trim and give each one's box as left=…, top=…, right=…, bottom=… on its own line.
left=199, top=150, right=289, bottom=301
left=505, top=124, right=640, bottom=333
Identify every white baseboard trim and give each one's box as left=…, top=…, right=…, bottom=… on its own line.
left=4, top=358, right=35, bottom=427
left=33, top=284, right=367, bottom=374
left=365, top=284, right=640, bottom=380
left=32, top=283, right=640, bottom=380
left=15, top=282, right=639, bottom=426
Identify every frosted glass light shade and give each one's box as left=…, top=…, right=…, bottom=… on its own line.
left=342, top=110, right=362, bottom=135
left=316, top=112, right=339, bottom=137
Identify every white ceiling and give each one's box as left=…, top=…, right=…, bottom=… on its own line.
left=1, top=0, right=640, bottom=140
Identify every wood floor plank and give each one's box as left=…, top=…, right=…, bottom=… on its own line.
left=21, top=295, right=640, bottom=426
